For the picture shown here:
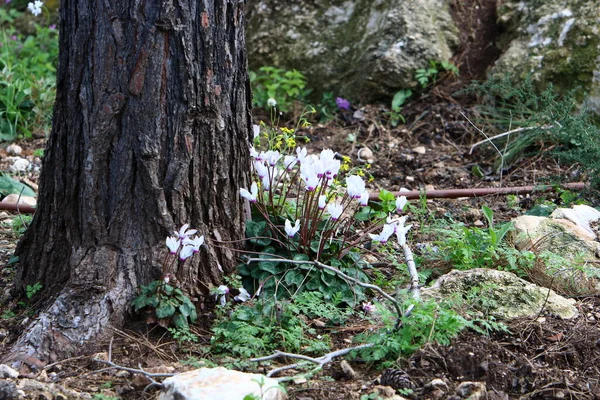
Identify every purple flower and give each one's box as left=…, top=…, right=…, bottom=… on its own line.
left=10, top=35, right=17, bottom=41
left=336, top=97, right=350, bottom=111
left=362, top=302, right=376, bottom=313
left=49, top=24, right=56, bottom=30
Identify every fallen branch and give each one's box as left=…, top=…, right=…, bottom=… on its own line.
left=403, top=243, right=420, bottom=300
left=250, top=343, right=375, bottom=380
left=90, top=337, right=174, bottom=394
left=468, top=124, right=556, bottom=155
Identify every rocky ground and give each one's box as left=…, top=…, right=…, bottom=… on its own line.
left=1, top=0, right=600, bottom=398
left=2, top=85, right=600, bottom=399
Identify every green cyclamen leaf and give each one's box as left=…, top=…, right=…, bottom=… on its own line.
left=155, top=303, right=176, bottom=319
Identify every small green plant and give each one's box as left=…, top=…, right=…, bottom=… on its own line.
left=356, top=298, right=472, bottom=368
left=461, top=74, right=600, bottom=188
left=316, top=91, right=338, bottom=121
left=33, top=148, right=44, bottom=158
left=92, top=394, right=119, bottom=400
left=0, top=10, right=58, bottom=140
left=132, top=224, right=204, bottom=329
left=26, top=282, right=42, bottom=299
left=180, top=356, right=217, bottom=369
left=167, top=326, right=199, bottom=344
left=211, top=299, right=330, bottom=358
left=243, top=376, right=287, bottom=400
left=11, top=214, right=32, bottom=234
left=415, top=60, right=459, bottom=88
left=250, top=66, right=308, bottom=113
left=424, top=206, right=535, bottom=276
left=132, top=279, right=198, bottom=329
left=294, top=291, right=353, bottom=325
left=1, top=309, right=16, bottom=319
left=388, top=89, right=412, bottom=127
left=360, top=393, right=383, bottom=400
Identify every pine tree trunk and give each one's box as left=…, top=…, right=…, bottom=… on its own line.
left=3, top=0, right=250, bottom=364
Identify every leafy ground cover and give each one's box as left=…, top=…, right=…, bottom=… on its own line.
left=1, top=0, right=600, bottom=399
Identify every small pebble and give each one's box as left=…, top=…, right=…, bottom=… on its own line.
left=0, top=364, right=19, bottom=379
left=6, top=144, right=22, bottom=156
left=412, top=146, right=427, bottom=154
left=8, top=157, right=30, bottom=173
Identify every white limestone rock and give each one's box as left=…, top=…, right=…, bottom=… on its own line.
left=5, top=144, right=22, bottom=156
left=8, top=157, right=30, bottom=173
left=1, top=194, right=37, bottom=206
left=0, top=364, right=19, bottom=379
left=422, top=269, right=578, bottom=320
left=158, top=367, right=286, bottom=400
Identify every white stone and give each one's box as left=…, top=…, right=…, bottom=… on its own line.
left=1, top=194, right=37, bottom=206
left=8, top=157, right=30, bottom=173
left=0, top=364, right=19, bottom=379
left=5, top=144, right=22, bottom=156
left=158, top=368, right=286, bottom=400
left=425, top=378, right=448, bottom=392
left=550, top=205, right=600, bottom=238
left=412, top=146, right=426, bottom=154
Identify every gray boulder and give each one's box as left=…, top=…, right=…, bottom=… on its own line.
left=246, top=0, right=459, bottom=101
left=511, top=205, right=600, bottom=295
left=492, top=0, right=600, bottom=113
left=422, top=268, right=578, bottom=320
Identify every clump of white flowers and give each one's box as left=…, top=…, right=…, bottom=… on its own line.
left=27, top=0, right=43, bottom=16
left=239, top=127, right=410, bottom=254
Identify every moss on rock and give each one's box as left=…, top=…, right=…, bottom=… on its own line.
left=493, top=0, right=600, bottom=113
left=246, top=0, right=459, bottom=102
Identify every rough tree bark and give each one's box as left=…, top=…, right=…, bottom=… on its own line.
left=3, top=0, right=251, bottom=364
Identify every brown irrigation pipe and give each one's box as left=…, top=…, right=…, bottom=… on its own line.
left=0, top=202, right=36, bottom=214
left=369, top=182, right=587, bottom=201
left=0, top=182, right=587, bottom=214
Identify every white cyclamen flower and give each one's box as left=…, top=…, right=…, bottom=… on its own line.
left=249, top=146, right=259, bottom=158
left=285, top=219, right=301, bottom=238
left=240, top=181, right=259, bottom=202
left=396, top=196, right=408, bottom=212
left=318, top=195, right=327, bottom=210
left=359, top=191, right=369, bottom=207
left=267, top=98, right=277, bottom=107
left=284, top=155, right=297, bottom=171
left=234, top=287, right=252, bottom=302
left=296, top=147, right=308, bottom=163
left=166, top=236, right=181, bottom=254
left=327, top=201, right=343, bottom=220
left=346, top=175, right=366, bottom=199
left=369, top=223, right=396, bottom=244
left=214, top=285, right=229, bottom=306
left=252, top=124, right=260, bottom=140
left=179, top=245, right=195, bottom=261
left=263, top=150, right=282, bottom=166
left=261, top=175, right=271, bottom=191
left=253, top=160, right=269, bottom=178
left=174, top=224, right=197, bottom=239
left=362, top=302, right=376, bottom=313
left=27, top=0, right=43, bottom=16
left=301, top=163, right=319, bottom=191
left=320, top=149, right=340, bottom=178
left=396, top=223, right=413, bottom=246
left=183, top=235, right=205, bottom=253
